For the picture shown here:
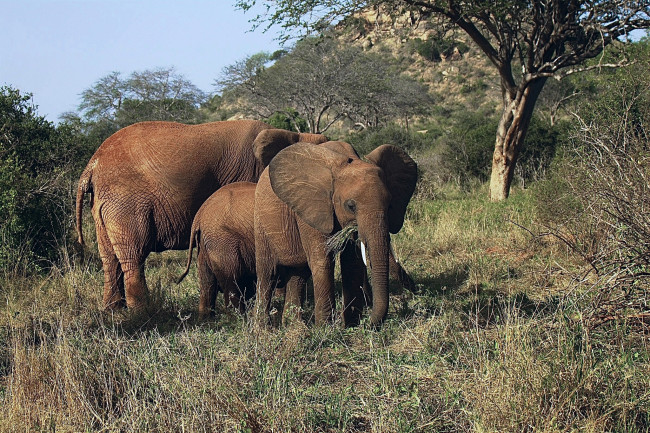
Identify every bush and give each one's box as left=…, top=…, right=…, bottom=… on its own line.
left=345, top=124, right=431, bottom=156
left=533, top=41, right=650, bottom=320
left=408, top=36, right=469, bottom=63
left=265, top=109, right=308, bottom=132
left=439, top=111, right=497, bottom=185
left=514, top=117, right=569, bottom=187
left=0, top=86, right=91, bottom=274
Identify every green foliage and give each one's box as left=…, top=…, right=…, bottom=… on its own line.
left=515, top=117, right=569, bottom=184
left=440, top=111, right=498, bottom=184
left=0, top=86, right=91, bottom=274
left=345, top=124, right=431, bottom=156
left=460, top=79, right=488, bottom=95
left=77, top=68, right=207, bottom=142
left=408, top=36, right=469, bottom=62
left=265, top=109, right=308, bottom=132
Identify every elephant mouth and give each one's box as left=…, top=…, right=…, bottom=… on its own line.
left=324, top=223, right=358, bottom=255
left=324, top=223, right=373, bottom=268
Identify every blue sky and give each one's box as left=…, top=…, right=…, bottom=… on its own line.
left=0, top=1, right=281, bottom=122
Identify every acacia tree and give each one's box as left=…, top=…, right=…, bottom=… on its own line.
left=78, top=67, right=207, bottom=133
left=216, top=36, right=430, bottom=133
left=237, top=0, right=650, bottom=200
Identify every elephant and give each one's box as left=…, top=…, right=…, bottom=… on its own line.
left=76, top=120, right=327, bottom=310
left=253, top=141, right=418, bottom=327
left=177, top=181, right=310, bottom=322
left=177, top=182, right=257, bottom=317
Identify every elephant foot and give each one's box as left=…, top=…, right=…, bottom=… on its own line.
left=281, top=304, right=303, bottom=326
left=125, top=290, right=150, bottom=310
left=103, top=293, right=126, bottom=310
left=343, top=306, right=363, bottom=328
left=198, top=303, right=216, bottom=319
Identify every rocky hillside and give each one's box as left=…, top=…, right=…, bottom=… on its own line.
left=336, top=10, right=503, bottom=122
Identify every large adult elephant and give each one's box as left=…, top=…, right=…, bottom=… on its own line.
left=76, top=120, right=326, bottom=310
left=254, top=142, right=417, bottom=327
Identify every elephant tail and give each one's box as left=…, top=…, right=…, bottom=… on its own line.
left=177, top=226, right=199, bottom=284
left=75, top=162, right=95, bottom=246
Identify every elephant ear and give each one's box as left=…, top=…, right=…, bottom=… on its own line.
left=253, top=129, right=301, bottom=167
left=365, top=144, right=418, bottom=234
left=269, top=143, right=348, bottom=234
left=253, top=129, right=328, bottom=167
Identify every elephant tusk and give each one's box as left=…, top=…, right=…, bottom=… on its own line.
left=360, top=240, right=368, bottom=267
left=390, top=241, right=398, bottom=264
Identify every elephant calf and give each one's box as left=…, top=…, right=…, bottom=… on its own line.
left=178, top=182, right=258, bottom=316
left=178, top=181, right=308, bottom=320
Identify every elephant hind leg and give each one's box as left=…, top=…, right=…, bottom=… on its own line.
left=282, top=271, right=309, bottom=326
left=95, top=217, right=125, bottom=309
left=120, top=259, right=149, bottom=309
left=198, top=250, right=218, bottom=318
left=102, top=223, right=150, bottom=310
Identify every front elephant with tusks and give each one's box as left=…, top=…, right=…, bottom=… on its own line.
left=254, top=142, right=417, bottom=327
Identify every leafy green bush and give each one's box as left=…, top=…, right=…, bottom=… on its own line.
left=345, top=124, right=431, bottom=156
left=408, top=37, right=469, bottom=62
left=0, top=86, right=91, bottom=274
left=440, top=111, right=497, bottom=185
left=265, top=109, right=308, bottom=132
left=515, top=117, right=569, bottom=186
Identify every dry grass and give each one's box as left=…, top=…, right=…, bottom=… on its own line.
left=1, top=188, right=648, bottom=432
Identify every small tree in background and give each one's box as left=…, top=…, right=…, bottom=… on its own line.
left=76, top=67, right=207, bottom=141
left=216, top=36, right=431, bottom=133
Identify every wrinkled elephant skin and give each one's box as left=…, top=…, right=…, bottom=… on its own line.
left=76, top=120, right=326, bottom=311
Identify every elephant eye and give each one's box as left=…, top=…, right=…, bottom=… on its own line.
left=347, top=158, right=354, bottom=164
left=344, top=199, right=357, bottom=214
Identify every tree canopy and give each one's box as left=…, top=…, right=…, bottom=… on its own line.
left=216, top=36, right=431, bottom=133
left=76, top=67, right=207, bottom=133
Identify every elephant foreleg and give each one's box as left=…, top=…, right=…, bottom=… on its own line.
left=389, top=250, right=416, bottom=292
left=310, top=259, right=335, bottom=326
left=340, top=243, right=369, bottom=328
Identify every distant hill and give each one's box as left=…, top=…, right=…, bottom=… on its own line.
left=335, top=10, right=502, bottom=122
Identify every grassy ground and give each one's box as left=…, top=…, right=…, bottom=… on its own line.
left=1, top=185, right=648, bottom=432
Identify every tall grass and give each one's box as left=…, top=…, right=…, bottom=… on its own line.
left=1, top=187, right=648, bottom=432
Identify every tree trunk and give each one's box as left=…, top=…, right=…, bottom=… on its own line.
left=489, top=78, right=547, bottom=201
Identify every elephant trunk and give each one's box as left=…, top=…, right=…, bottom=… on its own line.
left=358, top=212, right=390, bottom=327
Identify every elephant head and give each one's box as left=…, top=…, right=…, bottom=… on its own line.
left=253, top=129, right=328, bottom=167
left=268, top=143, right=417, bottom=325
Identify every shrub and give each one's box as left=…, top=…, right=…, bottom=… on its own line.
left=533, top=43, right=650, bottom=320
left=408, top=36, right=467, bottom=63
left=514, top=117, right=569, bottom=187
left=439, top=111, right=497, bottom=185
left=0, top=86, right=91, bottom=274
left=265, top=109, right=308, bottom=132
left=345, top=124, right=431, bottom=156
